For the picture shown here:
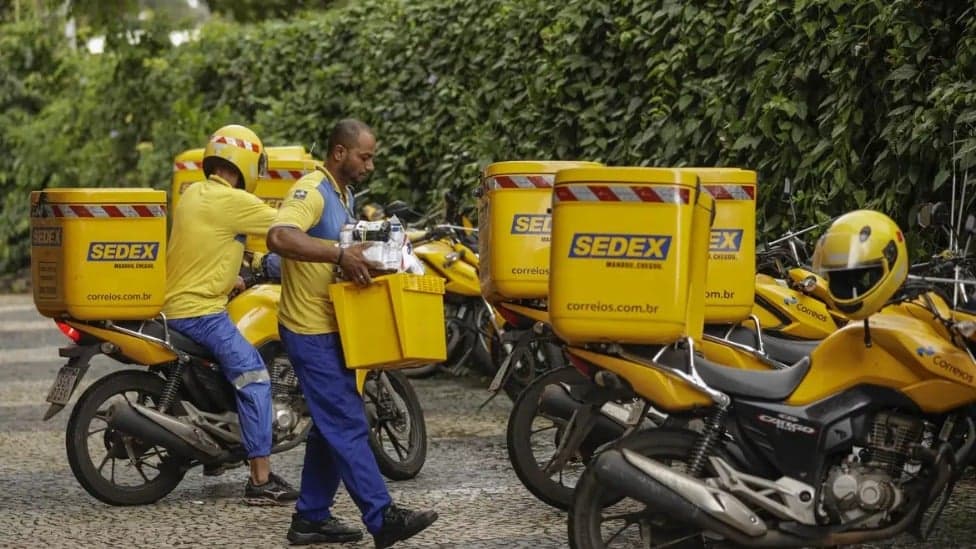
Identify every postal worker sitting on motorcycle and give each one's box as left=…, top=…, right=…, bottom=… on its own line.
left=163, top=124, right=299, bottom=505
left=267, top=118, right=438, bottom=547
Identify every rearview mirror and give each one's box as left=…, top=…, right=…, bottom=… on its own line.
left=917, top=203, right=933, bottom=228
left=917, top=202, right=950, bottom=228
left=930, top=202, right=951, bottom=227
left=384, top=200, right=422, bottom=223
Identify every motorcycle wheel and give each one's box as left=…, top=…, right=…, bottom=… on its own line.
left=468, top=303, right=495, bottom=377
left=492, top=330, right=565, bottom=401
left=506, top=366, right=588, bottom=510
left=364, top=370, right=427, bottom=481
left=569, top=430, right=709, bottom=549
left=66, top=370, right=189, bottom=506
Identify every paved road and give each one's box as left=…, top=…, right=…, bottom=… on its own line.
left=3, top=293, right=976, bottom=548
left=0, top=294, right=566, bottom=548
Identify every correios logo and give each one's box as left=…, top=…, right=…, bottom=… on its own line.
left=916, top=346, right=935, bottom=357
left=917, top=348, right=975, bottom=383
left=569, top=233, right=672, bottom=260
left=87, top=242, right=160, bottom=261
left=785, top=295, right=828, bottom=322
left=709, top=229, right=743, bottom=252
left=32, top=227, right=62, bottom=247
left=511, top=214, right=551, bottom=235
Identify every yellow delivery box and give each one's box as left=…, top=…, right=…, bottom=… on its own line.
left=479, top=160, right=602, bottom=303
left=329, top=273, right=448, bottom=369
left=170, top=146, right=321, bottom=252
left=679, top=168, right=757, bottom=323
left=30, top=189, right=167, bottom=320
left=549, top=167, right=715, bottom=345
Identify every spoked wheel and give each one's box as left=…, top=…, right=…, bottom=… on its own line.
left=493, top=330, right=566, bottom=401
left=506, top=366, right=590, bottom=510
left=364, top=370, right=428, bottom=480
left=66, top=370, right=189, bottom=506
left=569, top=430, right=712, bottom=549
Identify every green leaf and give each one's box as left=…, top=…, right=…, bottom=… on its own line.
left=886, top=64, right=918, bottom=82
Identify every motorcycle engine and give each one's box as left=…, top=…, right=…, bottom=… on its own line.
left=269, top=355, right=304, bottom=437
left=823, top=411, right=923, bottom=527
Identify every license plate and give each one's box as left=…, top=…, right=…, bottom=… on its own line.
left=45, top=365, right=81, bottom=405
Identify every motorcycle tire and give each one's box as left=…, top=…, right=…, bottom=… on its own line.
left=568, top=429, right=712, bottom=549
left=492, top=332, right=565, bottom=402
left=66, top=370, right=189, bottom=506
left=506, top=366, right=589, bottom=509
left=365, top=371, right=428, bottom=481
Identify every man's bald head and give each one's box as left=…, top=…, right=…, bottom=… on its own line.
left=327, top=118, right=373, bottom=156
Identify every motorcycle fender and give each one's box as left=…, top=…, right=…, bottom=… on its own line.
left=65, top=320, right=176, bottom=365
left=42, top=343, right=102, bottom=420
left=228, top=284, right=281, bottom=349
left=497, top=302, right=550, bottom=325
left=567, top=347, right=712, bottom=412
left=356, top=370, right=367, bottom=395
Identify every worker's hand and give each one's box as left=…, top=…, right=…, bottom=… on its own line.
left=340, top=244, right=381, bottom=287
left=234, top=276, right=246, bottom=292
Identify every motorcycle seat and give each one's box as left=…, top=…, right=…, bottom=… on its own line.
left=114, top=320, right=216, bottom=362
left=710, top=325, right=820, bottom=365
left=693, top=354, right=811, bottom=400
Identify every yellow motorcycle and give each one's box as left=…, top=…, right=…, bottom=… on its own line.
left=361, top=201, right=495, bottom=378
left=505, top=243, right=845, bottom=511
left=568, top=211, right=976, bottom=548
left=42, top=276, right=427, bottom=506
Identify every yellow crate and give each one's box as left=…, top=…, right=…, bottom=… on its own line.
left=170, top=146, right=321, bottom=252
left=478, top=160, right=602, bottom=302
left=30, top=188, right=167, bottom=320
left=329, top=273, right=447, bottom=369
left=548, top=167, right=714, bottom=345
left=678, top=168, right=757, bottom=323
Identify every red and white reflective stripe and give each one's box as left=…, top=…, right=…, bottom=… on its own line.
left=266, top=169, right=307, bottom=180
left=210, top=135, right=261, bottom=153
left=702, top=184, right=755, bottom=200
left=44, top=204, right=167, bottom=218
left=554, top=184, right=690, bottom=204
left=487, top=174, right=555, bottom=189
left=173, top=161, right=201, bottom=172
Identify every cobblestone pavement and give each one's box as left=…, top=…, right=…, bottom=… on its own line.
left=2, top=294, right=976, bottom=548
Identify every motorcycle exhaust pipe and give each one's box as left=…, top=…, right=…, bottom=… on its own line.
left=591, top=449, right=770, bottom=540
left=591, top=448, right=929, bottom=547
left=537, top=383, right=626, bottom=448
left=107, top=402, right=223, bottom=464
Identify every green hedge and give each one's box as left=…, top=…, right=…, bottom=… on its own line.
left=3, top=0, right=976, bottom=272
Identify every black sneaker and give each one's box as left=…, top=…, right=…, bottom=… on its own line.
left=287, top=513, right=363, bottom=545
left=372, top=504, right=438, bottom=549
left=244, top=472, right=299, bottom=506
left=203, top=461, right=242, bottom=477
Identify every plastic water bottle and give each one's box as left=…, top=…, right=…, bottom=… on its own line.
left=389, top=216, right=404, bottom=246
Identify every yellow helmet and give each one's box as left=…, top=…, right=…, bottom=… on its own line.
left=202, top=125, right=268, bottom=193
left=812, top=210, right=908, bottom=320
left=361, top=203, right=386, bottom=221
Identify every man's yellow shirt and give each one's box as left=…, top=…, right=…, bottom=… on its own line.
left=273, top=167, right=354, bottom=335
left=163, top=175, right=277, bottom=319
